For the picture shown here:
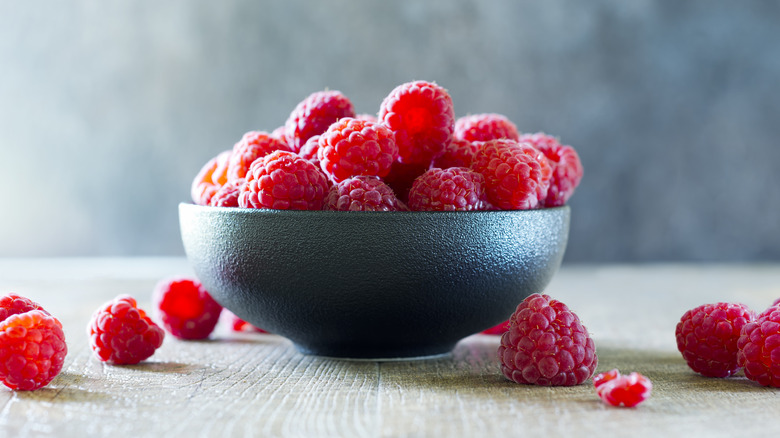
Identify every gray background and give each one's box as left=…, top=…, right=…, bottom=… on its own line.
left=1, top=0, right=778, bottom=262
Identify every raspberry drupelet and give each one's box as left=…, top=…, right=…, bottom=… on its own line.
left=499, top=293, right=597, bottom=386
left=378, top=80, right=455, bottom=166
left=226, top=131, right=290, bottom=182
left=191, top=150, right=231, bottom=206
left=325, top=176, right=406, bottom=211
left=454, top=113, right=520, bottom=143
left=317, top=118, right=399, bottom=183
left=407, top=167, right=488, bottom=211
left=238, top=150, right=330, bottom=210
left=285, top=90, right=356, bottom=152
left=87, top=295, right=163, bottom=365
left=153, top=277, right=223, bottom=340
left=737, top=305, right=780, bottom=387
left=518, top=132, right=583, bottom=207
left=594, top=369, right=653, bottom=407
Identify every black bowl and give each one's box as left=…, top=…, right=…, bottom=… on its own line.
left=179, top=203, right=570, bottom=359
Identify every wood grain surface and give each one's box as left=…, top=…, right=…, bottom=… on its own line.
left=1, top=259, right=779, bottom=437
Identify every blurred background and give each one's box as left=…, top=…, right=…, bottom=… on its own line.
left=1, top=0, right=778, bottom=262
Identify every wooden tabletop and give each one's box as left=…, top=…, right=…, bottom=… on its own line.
left=1, top=259, right=779, bottom=437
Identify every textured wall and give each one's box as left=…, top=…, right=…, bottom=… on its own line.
left=1, top=0, right=779, bottom=262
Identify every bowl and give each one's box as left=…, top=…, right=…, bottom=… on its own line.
left=179, top=203, right=570, bottom=359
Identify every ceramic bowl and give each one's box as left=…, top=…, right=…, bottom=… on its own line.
left=179, top=203, right=570, bottom=359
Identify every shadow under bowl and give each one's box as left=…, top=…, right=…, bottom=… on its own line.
left=179, top=203, right=570, bottom=360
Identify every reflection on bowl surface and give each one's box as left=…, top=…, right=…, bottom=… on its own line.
left=179, top=203, right=570, bottom=359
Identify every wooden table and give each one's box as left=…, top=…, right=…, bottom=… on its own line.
left=1, top=259, right=779, bottom=437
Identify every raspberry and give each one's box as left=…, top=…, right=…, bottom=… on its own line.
left=675, top=302, right=755, bottom=377
left=223, top=310, right=267, bottom=334
left=355, top=113, right=378, bottom=123
left=471, top=139, right=552, bottom=210
left=454, top=113, right=520, bottom=142
left=408, top=167, right=488, bottom=211
left=594, top=369, right=653, bottom=407
left=481, top=319, right=510, bottom=335
left=499, top=293, right=597, bottom=386
left=153, top=277, right=223, bottom=340
left=0, top=310, right=67, bottom=390
left=737, top=306, right=780, bottom=387
left=209, top=178, right=245, bottom=208
left=325, top=176, right=406, bottom=211
left=227, top=131, right=289, bottom=182
left=191, top=150, right=231, bottom=205
left=432, top=138, right=480, bottom=169
left=285, top=90, right=356, bottom=152
left=238, top=150, right=329, bottom=210
left=518, top=133, right=583, bottom=207
left=318, top=118, right=399, bottom=182
left=298, top=134, right=322, bottom=168
left=0, top=293, right=48, bottom=322
left=383, top=161, right=431, bottom=204
left=87, top=295, right=164, bottom=365
left=378, top=80, right=455, bottom=165
left=271, top=125, right=288, bottom=144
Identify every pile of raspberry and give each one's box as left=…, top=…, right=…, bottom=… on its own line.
left=191, top=81, right=583, bottom=212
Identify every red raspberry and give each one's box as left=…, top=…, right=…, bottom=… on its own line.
left=238, top=150, right=329, bottom=210
left=285, top=90, right=356, bottom=152
left=432, top=138, right=480, bottom=169
left=0, top=310, right=67, bottom=390
left=227, top=131, right=289, bottom=182
left=594, top=369, right=653, bottom=407
left=209, top=178, right=245, bottom=208
left=383, top=160, right=431, bottom=204
left=325, top=176, right=406, bottom=211
left=222, top=310, right=268, bottom=334
left=378, top=80, right=455, bottom=165
left=87, top=295, right=164, bottom=365
left=499, top=293, right=597, bottom=386
left=471, top=139, right=552, bottom=210
left=0, top=293, right=48, bottom=322
left=153, top=277, right=223, bottom=340
left=518, top=133, right=583, bottom=207
left=481, top=319, right=510, bottom=335
left=408, top=167, right=488, bottom=211
left=675, top=302, right=755, bottom=377
left=454, top=113, right=520, bottom=142
left=298, top=134, right=322, bottom=168
left=737, top=306, right=780, bottom=387
left=318, top=118, right=399, bottom=182
left=191, top=150, right=231, bottom=205
left=271, top=125, right=288, bottom=145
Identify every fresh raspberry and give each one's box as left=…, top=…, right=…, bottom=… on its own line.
left=378, top=80, right=455, bottom=165
left=238, top=150, right=329, bottom=210
left=499, top=293, right=597, bottom=386
left=0, top=310, right=67, bottom=390
left=454, top=113, right=520, bottom=142
left=285, top=90, right=356, bottom=152
left=675, top=302, right=755, bottom=377
left=153, top=277, right=223, bottom=340
left=191, top=150, right=231, bottom=205
left=594, top=369, right=653, bottom=407
left=471, top=139, right=552, bottom=210
left=298, top=134, right=322, bottom=168
left=355, top=113, right=378, bottom=123
left=408, top=167, right=488, bottom=211
left=481, top=319, right=510, bottom=335
left=222, top=310, right=267, bottom=334
left=518, top=133, right=583, bottom=206
left=318, top=118, right=398, bottom=183
left=209, top=178, right=245, bottom=208
left=87, top=295, right=164, bottom=365
left=432, top=138, right=480, bottom=169
left=383, top=161, right=431, bottom=204
left=737, top=306, right=780, bottom=387
left=227, top=131, right=289, bottom=182
left=325, top=176, right=406, bottom=211
left=271, top=125, right=288, bottom=144
left=0, top=293, right=48, bottom=322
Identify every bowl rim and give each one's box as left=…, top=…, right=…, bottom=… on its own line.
left=179, top=202, right=570, bottom=216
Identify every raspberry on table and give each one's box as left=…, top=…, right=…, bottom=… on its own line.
left=433, top=138, right=480, bottom=169
left=191, top=150, right=231, bottom=206
left=0, top=310, right=67, bottom=390
left=87, top=295, right=164, bottom=365
left=222, top=309, right=268, bottom=334
left=317, top=118, right=399, bottom=182
left=675, top=302, right=755, bottom=378
left=471, top=139, right=552, bottom=210
left=325, top=176, right=407, bottom=211
left=378, top=80, right=455, bottom=166
left=285, top=90, right=356, bottom=152
left=481, top=319, right=510, bottom=335
left=594, top=369, right=653, bottom=407
left=238, top=150, right=330, bottom=210
left=0, top=293, right=48, bottom=322
left=153, top=277, right=223, bottom=340
left=518, top=133, right=583, bottom=207
left=209, top=178, right=245, bottom=208
left=737, top=306, right=780, bottom=387
left=408, top=167, right=489, bottom=211
left=499, top=293, right=597, bottom=386
left=227, top=131, right=290, bottom=182
left=454, top=113, right=520, bottom=143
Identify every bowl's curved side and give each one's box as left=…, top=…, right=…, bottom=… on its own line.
left=179, top=204, right=569, bottom=358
